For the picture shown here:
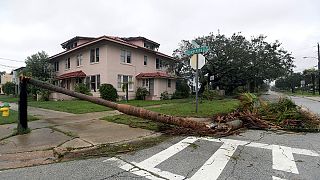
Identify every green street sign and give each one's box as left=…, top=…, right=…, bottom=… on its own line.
left=186, top=46, right=209, bottom=55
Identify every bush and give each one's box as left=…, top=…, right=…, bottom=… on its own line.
left=136, top=87, right=149, bottom=100
left=75, top=83, right=92, bottom=96
left=160, top=91, right=170, bottom=100
left=172, top=80, right=190, bottom=99
left=202, top=89, right=223, bottom=101
left=2, top=82, right=15, bottom=95
left=99, top=84, right=118, bottom=101
left=39, top=89, right=50, bottom=101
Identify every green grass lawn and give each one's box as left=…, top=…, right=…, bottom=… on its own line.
left=147, top=99, right=240, bottom=118
left=102, top=98, right=240, bottom=131
left=27, top=98, right=191, bottom=114
left=0, top=110, right=38, bottom=125
left=28, top=100, right=112, bottom=114
left=0, top=95, right=19, bottom=103
left=282, top=90, right=320, bottom=97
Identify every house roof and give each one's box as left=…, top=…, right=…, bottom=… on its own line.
left=136, top=72, right=176, bottom=79
left=50, top=36, right=176, bottom=61
left=60, top=36, right=95, bottom=47
left=121, top=37, right=160, bottom=46
left=56, top=70, right=86, bottom=80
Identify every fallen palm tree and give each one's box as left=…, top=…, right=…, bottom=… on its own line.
left=23, top=77, right=210, bottom=131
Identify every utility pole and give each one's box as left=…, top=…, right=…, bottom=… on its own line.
left=318, top=43, right=320, bottom=95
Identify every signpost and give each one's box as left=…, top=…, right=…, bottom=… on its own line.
left=186, top=43, right=209, bottom=113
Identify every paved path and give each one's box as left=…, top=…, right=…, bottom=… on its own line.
left=0, top=103, right=155, bottom=170
left=1, top=130, right=319, bottom=179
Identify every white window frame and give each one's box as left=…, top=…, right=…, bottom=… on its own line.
left=90, top=48, right=99, bottom=63
left=54, top=61, right=59, bottom=72
left=65, top=58, right=70, bottom=70
left=120, top=50, right=132, bottom=64
left=86, top=74, right=100, bottom=92
left=77, top=54, right=82, bottom=67
left=142, top=79, right=149, bottom=87
left=117, top=74, right=133, bottom=91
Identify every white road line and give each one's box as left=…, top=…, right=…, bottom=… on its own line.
left=105, top=157, right=166, bottom=180
left=291, top=147, right=320, bottom=157
left=272, top=176, right=287, bottom=180
left=272, top=145, right=299, bottom=174
left=189, top=142, right=240, bottom=180
left=137, top=136, right=198, bottom=168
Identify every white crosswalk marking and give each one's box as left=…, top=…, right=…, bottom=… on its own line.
left=190, top=142, right=240, bottom=180
left=104, top=136, right=320, bottom=180
left=272, top=145, right=299, bottom=174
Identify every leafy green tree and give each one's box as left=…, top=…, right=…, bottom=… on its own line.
left=2, top=82, right=15, bottom=95
left=174, top=32, right=294, bottom=94
left=25, top=51, right=53, bottom=98
left=25, top=51, right=52, bottom=80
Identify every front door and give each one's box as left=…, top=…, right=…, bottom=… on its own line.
left=149, top=79, right=154, bottom=96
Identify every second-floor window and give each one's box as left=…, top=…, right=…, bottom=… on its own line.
left=120, top=50, right=131, bottom=64
left=156, top=58, right=163, bottom=70
left=54, top=61, right=59, bottom=72
left=90, top=48, right=99, bottom=63
left=144, top=56, right=148, bottom=66
left=77, top=54, right=82, bottom=67
left=65, top=58, right=70, bottom=70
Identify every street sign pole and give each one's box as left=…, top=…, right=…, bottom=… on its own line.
left=195, top=54, right=199, bottom=113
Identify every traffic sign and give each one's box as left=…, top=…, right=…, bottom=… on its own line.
left=190, top=54, right=205, bottom=69
left=186, top=46, right=209, bottom=55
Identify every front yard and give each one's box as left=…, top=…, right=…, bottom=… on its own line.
left=0, top=110, right=38, bottom=125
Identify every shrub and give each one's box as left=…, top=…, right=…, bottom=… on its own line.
left=39, top=89, right=50, bottom=101
left=136, top=87, right=149, bottom=100
left=75, top=83, right=92, bottom=96
left=99, top=84, right=118, bottom=101
left=2, top=82, right=15, bottom=95
left=172, top=80, right=190, bottom=99
left=160, top=91, right=170, bottom=100
left=202, top=89, right=223, bottom=101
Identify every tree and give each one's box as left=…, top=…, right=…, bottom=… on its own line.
left=25, top=51, right=52, bottom=81
left=173, top=32, right=295, bottom=94
left=25, top=51, right=53, bottom=98
left=2, top=82, right=15, bottom=95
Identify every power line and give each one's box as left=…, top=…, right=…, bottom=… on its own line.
left=0, top=64, right=19, bottom=69
left=0, top=57, right=25, bottom=63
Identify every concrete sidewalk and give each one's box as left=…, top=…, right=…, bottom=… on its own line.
left=0, top=105, right=158, bottom=170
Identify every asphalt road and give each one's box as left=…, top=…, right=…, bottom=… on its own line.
left=1, top=130, right=320, bottom=180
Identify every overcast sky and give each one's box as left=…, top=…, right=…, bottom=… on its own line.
left=0, top=0, right=319, bottom=73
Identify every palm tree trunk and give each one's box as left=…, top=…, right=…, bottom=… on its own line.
left=25, top=77, right=208, bottom=130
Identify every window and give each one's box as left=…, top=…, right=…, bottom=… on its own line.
left=65, top=58, right=70, bottom=70
left=54, top=61, right=59, bottom=72
left=90, top=48, right=99, bottom=63
left=156, top=58, right=162, bottom=69
left=86, top=74, right=100, bottom=92
left=142, top=79, right=149, bottom=87
left=96, top=48, right=99, bottom=62
left=117, top=74, right=133, bottom=91
left=144, top=56, right=148, bottom=66
left=168, top=79, right=171, bottom=88
left=77, top=54, right=82, bottom=67
left=120, top=50, right=132, bottom=64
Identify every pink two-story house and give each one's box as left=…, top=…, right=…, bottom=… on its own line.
left=50, top=36, right=176, bottom=100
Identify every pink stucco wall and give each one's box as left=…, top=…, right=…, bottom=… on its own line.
left=52, top=41, right=175, bottom=100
